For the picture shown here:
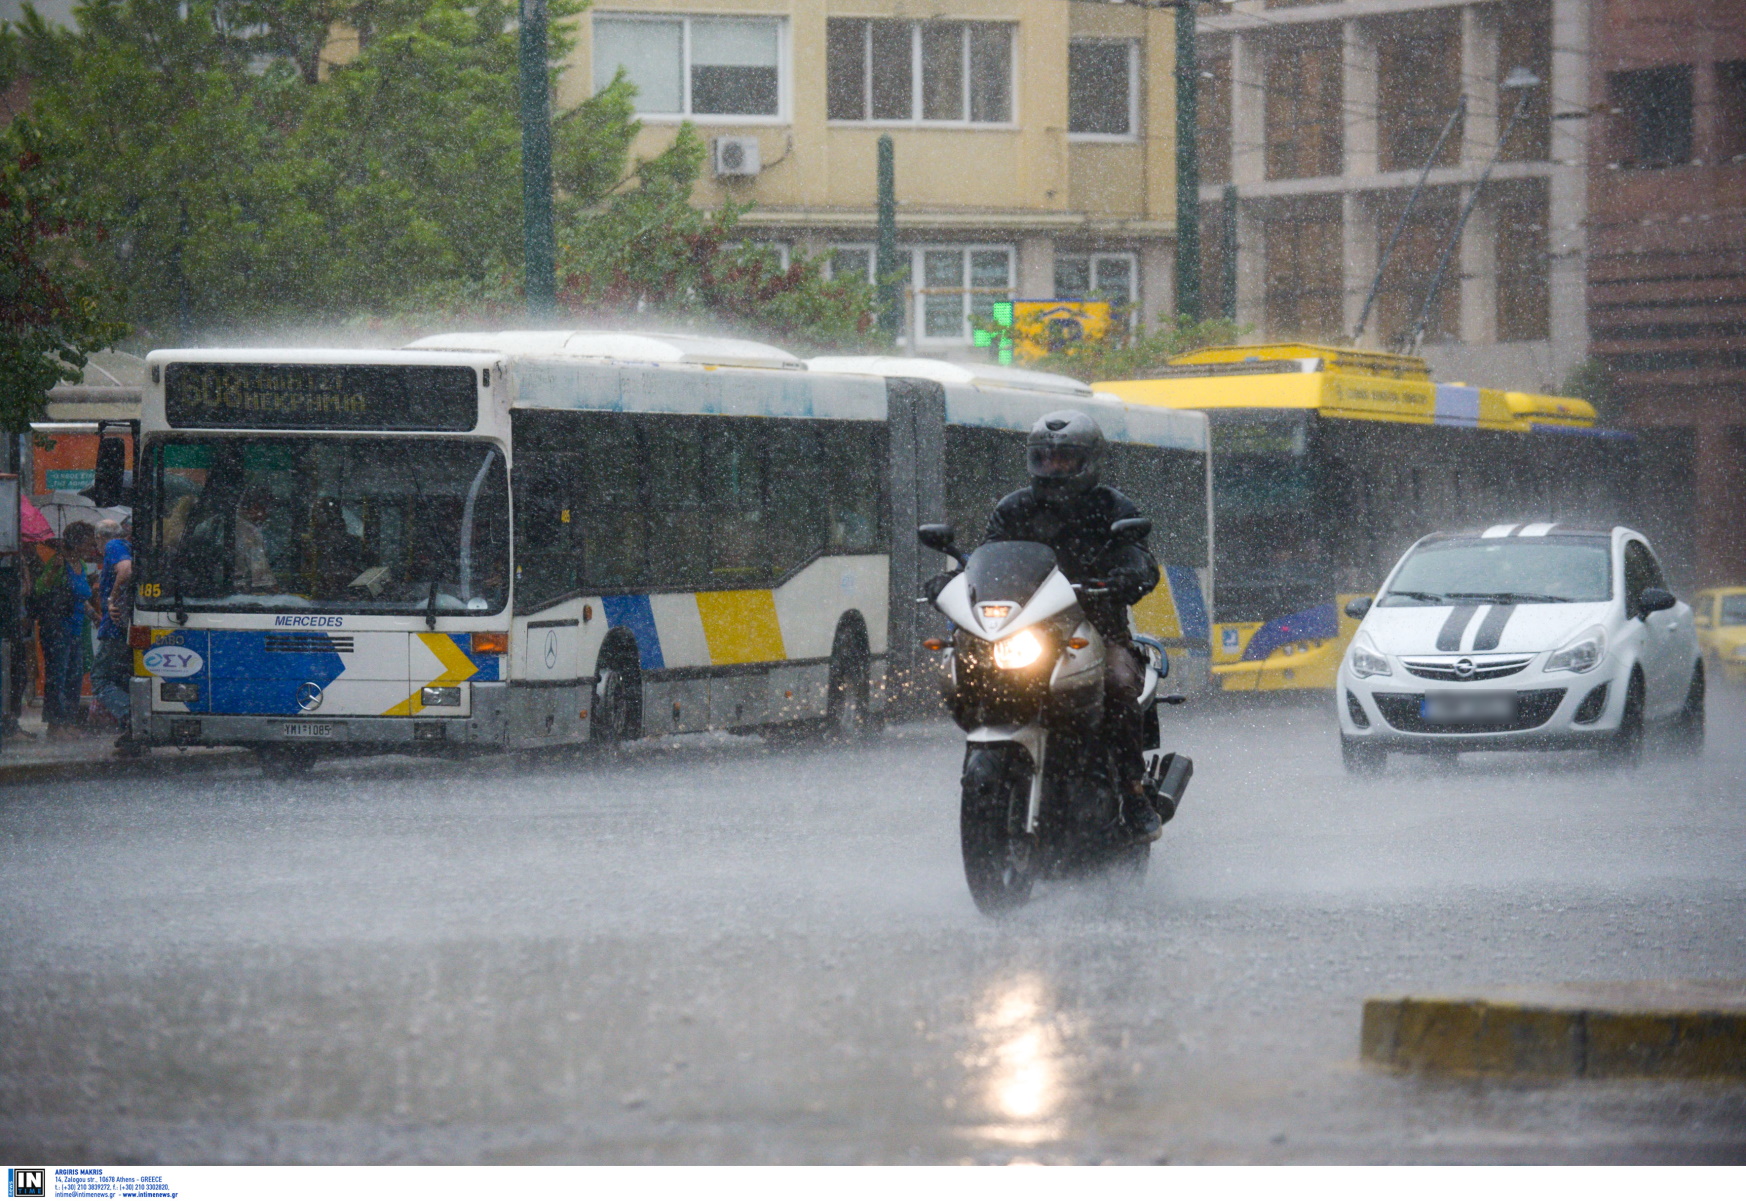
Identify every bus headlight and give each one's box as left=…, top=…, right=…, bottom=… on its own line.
left=1348, top=636, right=1391, bottom=678
left=421, top=686, right=462, bottom=707
left=993, top=629, right=1046, bottom=670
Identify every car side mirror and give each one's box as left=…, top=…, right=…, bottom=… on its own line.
left=1344, top=596, right=1373, bottom=620
left=917, top=523, right=966, bottom=566
left=1638, top=587, right=1676, bottom=616
left=1110, top=516, right=1152, bottom=540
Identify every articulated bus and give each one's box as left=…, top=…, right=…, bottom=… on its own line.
left=1098, top=343, right=1638, bottom=693
left=126, top=332, right=1209, bottom=767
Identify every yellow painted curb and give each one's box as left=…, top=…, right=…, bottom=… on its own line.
left=1361, top=982, right=1746, bottom=1080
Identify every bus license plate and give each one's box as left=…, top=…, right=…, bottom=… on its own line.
left=1421, top=693, right=1515, bottom=724
left=279, top=722, right=339, bottom=738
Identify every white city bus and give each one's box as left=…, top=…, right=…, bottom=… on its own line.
left=126, top=332, right=1209, bottom=769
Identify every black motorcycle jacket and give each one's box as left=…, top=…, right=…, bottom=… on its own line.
left=983, top=484, right=1160, bottom=638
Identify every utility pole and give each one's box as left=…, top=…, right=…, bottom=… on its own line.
left=876, top=135, right=901, bottom=343
left=1173, top=1, right=1200, bottom=323
left=519, top=0, right=556, bottom=322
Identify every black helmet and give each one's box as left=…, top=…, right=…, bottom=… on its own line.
left=1027, top=409, right=1104, bottom=499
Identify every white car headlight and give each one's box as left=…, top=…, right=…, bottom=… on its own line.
left=1545, top=625, right=1607, bottom=674
left=1348, top=635, right=1391, bottom=678
left=992, top=628, right=1046, bottom=670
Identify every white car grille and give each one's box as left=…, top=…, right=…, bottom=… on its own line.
left=1401, top=654, right=1534, bottom=682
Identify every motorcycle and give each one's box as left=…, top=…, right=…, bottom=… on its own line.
left=918, top=522, right=1194, bottom=915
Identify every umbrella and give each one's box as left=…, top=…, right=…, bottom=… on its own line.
left=19, top=495, right=54, bottom=544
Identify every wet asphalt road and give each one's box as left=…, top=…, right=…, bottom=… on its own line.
left=2, top=686, right=1744, bottom=1164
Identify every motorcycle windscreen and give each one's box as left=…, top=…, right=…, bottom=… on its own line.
left=963, top=541, right=1058, bottom=607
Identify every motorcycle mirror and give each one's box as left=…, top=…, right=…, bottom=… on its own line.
left=1344, top=596, right=1373, bottom=619
left=917, top=523, right=967, bottom=566
left=1110, top=516, right=1152, bottom=540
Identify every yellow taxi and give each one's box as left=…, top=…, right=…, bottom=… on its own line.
left=1694, top=587, right=1746, bottom=685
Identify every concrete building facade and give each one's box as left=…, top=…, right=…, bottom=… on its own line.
left=1194, top=0, right=1590, bottom=395
left=562, top=0, right=1184, bottom=353
left=1587, top=0, right=1746, bottom=588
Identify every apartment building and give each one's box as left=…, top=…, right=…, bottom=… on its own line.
left=1588, top=0, right=1746, bottom=587
left=1194, top=0, right=1589, bottom=394
left=563, top=1, right=1183, bottom=353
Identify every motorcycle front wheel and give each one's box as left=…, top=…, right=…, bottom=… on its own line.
left=960, top=745, right=1037, bottom=915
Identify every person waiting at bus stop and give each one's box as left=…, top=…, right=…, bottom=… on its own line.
left=91, top=517, right=136, bottom=748
left=981, top=411, right=1164, bottom=843
left=33, top=521, right=99, bottom=739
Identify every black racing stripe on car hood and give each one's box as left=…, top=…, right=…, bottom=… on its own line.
left=1472, top=603, right=1516, bottom=651
left=1437, top=604, right=1480, bottom=652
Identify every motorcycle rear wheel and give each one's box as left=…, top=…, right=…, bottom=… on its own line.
left=961, top=746, right=1036, bottom=915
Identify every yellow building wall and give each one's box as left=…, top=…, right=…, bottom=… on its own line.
left=559, top=0, right=1177, bottom=230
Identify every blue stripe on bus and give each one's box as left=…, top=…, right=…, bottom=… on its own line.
left=1433, top=384, right=1481, bottom=427
left=1240, top=603, right=1339, bottom=662
left=1165, top=565, right=1209, bottom=642
left=600, top=595, right=665, bottom=671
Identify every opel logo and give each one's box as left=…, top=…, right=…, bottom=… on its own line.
left=296, top=681, right=325, bottom=712
left=1453, top=658, right=1476, bottom=680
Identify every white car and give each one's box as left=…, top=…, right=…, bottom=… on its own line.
left=1337, top=524, right=1703, bottom=772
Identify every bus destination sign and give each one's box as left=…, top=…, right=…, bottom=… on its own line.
left=163, top=363, right=479, bottom=431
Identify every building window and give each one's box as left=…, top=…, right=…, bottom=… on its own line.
left=913, top=245, right=1012, bottom=344
left=1718, top=62, right=1746, bottom=164
left=1378, top=11, right=1461, bottom=173
left=1197, top=43, right=1232, bottom=185
left=1053, top=253, right=1136, bottom=315
left=593, top=15, right=783, bottom=119
left=1266, top=40, right=1342, bottom=180
left=827, top=245, right=875, bottom=284
left=826, top=19, right=1013, bottom=125
left=743, top=241, right=790, bottom=270
left=1068, top=40, right=1138, bottom=139
left=1609, top=66, right=1693, bottom=169
left=1262, top=199, right=1343, bottom=342
left=1495, top=179, right=1550, bottom=343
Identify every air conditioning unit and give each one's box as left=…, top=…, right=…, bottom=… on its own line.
left=712, top=136, right=762, bottom=178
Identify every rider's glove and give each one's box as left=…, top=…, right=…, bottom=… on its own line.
left=923, top=571, right=959, bottom=604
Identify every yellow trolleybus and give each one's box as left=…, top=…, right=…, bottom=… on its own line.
left=1097, top=343, right=1640, bottom=693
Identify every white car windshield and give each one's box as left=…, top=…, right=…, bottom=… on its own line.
left=1379, top=538, right=1612, bottom=606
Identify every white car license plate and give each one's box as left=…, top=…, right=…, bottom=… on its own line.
left=1421, top=693, right=1515, bottom=724
left=279, top=722, right=339, bottom=738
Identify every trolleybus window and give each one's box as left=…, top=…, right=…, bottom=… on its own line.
left=1207, top=411, right=1324, bottom=623
left=137, top=437, right=508, bottom=614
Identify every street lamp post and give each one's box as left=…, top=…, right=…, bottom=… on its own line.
left=1174, top=1, right=1200, bottom=323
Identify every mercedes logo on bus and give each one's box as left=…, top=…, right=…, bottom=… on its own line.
left=1453, top=658, right=1476, bottom=680
left=296, top=681, right=326, bottom=712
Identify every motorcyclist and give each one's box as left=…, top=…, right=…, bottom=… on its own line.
left=984, top=410, right=1163, bottom=842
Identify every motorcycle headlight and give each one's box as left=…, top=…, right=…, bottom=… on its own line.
left=993, top=628, right=1046, bottom=670
left=1347, top=635, right=1391, bottom=678
left=1545, top=625, right=1607, bottom=674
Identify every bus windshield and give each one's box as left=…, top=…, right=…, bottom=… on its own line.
left=139, top=436, right=508, bottom=615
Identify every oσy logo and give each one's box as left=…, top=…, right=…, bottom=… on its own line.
left=142, top=645, right=204, bottom=679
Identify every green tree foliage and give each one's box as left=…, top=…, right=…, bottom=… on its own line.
left=6, top=0, right=876, bottom=349
left=0, top=117, right=129, bottom=431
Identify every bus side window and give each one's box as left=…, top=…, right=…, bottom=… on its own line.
left=765, top=421, right=825, bottom=575
left=511, top=448, right=580, bottom=611
left=822, top=422, right=886, bottom=552
left=646, top=416, right=709, bottom=589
